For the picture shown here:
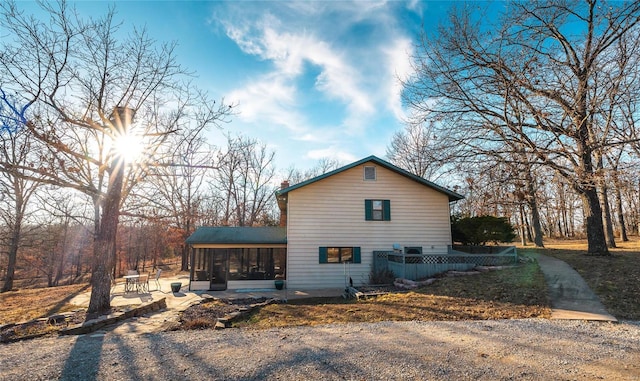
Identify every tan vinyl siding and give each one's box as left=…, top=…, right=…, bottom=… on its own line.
left=286, top=163, right=453, bottom=289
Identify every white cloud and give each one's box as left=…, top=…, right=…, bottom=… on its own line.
left=383, top=37, right=414, bottom=121
left=211, top=1, right=420, bottom=167
left=295, top=133, right=324, bottom=142
left=307, top=147, right=357, bottom=163
left=226, top=72, right=308, bottom=135
left=406, top=0, right=423, bottom=14
left=225, top=20, right=374, bottom=122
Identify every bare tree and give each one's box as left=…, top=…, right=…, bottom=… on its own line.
left=386, top=121, right=450, bottom=181
left=0, top=92, right=43, bottom=292
left=213, top=135, right=277, bottom=227
left=284, top=157, right=343, bottom=185
left=147, top=129, right=214, bottom=271
left=403, top=0, right=640, bottom=255
left=607, top=154, right=630, bottom=242
left=33, top=189, right=90, bottom=286
left=0, top=1, right=232, bottom=315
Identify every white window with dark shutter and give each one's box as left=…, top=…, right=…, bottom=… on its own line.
left=365, top=199, right=391, bottom=221
left=372, top=200, right=383, bottom=220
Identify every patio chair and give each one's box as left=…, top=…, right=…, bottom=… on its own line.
left=137, top=273, right=150, bottom=293
left=151, top=269, right=162, bottom=291
left=124, top=270, right=140, bottom=293
left=110, top=273, right=124, bottom=294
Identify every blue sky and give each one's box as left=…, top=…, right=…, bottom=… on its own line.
left=22, top=0, right=458, bottom=172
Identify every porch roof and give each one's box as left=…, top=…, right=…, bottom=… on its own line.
left=186, top=226, right=287, bottom=245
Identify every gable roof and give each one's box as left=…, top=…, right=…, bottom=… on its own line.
left=276, top=155, right=464, bottom=202
left=186, top=226, right=286, bottom=245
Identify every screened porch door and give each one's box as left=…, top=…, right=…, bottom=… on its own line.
left=209, top=249, right=228, bottom=291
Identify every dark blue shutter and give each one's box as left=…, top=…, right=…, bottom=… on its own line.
left=353, top=247, right=361, bottom=263
left=365, top=200, right=373, bottom=220
left=319, top=247, right=328, bottom=263
left=383, top=200, right=391, bottom=221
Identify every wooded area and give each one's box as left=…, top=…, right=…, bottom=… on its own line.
left=395, top=0, right=640, bottom=255
left=2, top=0, right=640, bottom=317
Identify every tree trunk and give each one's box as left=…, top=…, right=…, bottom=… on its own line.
left=613, top=175, right=629, bottom=241
left=530, top=204, right=545, bottom=248
left=575, top=109, right=609, bottom=255
left=595, top=153, right=616, bottom=248
left=2, top=193, right=23, bottom=292
left=519, top=204, right=527, bottom=246
left=87, top=159, right=125, bottom=316
left=600, top=185, right=617, bottom=248
left=524, top=171, right=544, bottom=247
left=181, top=244, right=189, bottom=271
left=75, top=251, right=81, bottom=279
left=54, top=220, right=69, bottom=287
left=181, top=217, right=190, bottom=271
left=1, top=223, right=20, bottom=292
left=524, top=212, right=533, bottom=243
left=580, top=187, right=610, bottom=256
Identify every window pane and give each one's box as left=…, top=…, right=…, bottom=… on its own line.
left=274, top=248, right=286, bottom=279
left=372, top=200, right=383, bottom=210
left=372, top=210, right=383, bottom=220
left=192, top=248, right=209, bottom=281
left=327, top=247, right=340, bottom=263
left=248, top=248, right=265, bottom=279
left=341, top=248, right=353, bottom=262
left=227, top=248, right=242, bottom=280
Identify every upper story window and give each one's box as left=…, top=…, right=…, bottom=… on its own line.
left=365, top=199, right=391, bottom=221
left=372, top=200, right=384, bottom=220
left=364, top=166, right=376, bottom=180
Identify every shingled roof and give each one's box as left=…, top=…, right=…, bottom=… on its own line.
left=186, top=226, right=286, bottom=245
left=275, top=155, right=464, bottom=202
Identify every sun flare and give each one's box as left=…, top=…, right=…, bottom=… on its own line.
left=113, top=133, right=144, bottom=163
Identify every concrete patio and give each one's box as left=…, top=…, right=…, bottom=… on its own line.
left=70, top=274, right=344, bottom=310
left=67, top=274, right=345, bottom=334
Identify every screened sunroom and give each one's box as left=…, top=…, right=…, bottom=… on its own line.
left=186, top=227, right=287, bottom=291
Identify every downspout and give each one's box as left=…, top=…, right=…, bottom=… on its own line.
left=189, top=246, right=195, bottom=291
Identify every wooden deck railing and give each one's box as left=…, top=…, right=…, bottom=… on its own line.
left=373, top=246, right=518, bottom=281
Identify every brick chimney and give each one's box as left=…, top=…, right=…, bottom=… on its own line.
left=278, top=181, right=290, bottom=227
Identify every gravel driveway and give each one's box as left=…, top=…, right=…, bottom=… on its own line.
left=1, top=319, right=639, bottom=380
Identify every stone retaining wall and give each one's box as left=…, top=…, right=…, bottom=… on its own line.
left=60, top=298, right=167, bottom=335
left=214, top=298, right=278, bottom=330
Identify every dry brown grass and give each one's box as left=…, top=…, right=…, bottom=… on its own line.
left=0, top=261, right=183, bottom=328
left=232, top=262, right=550, bottom=329
left=523, top=237, right=640, bottom=252
left=0, top=283, right=89, bottom=325
left=520, top=236, right=640, bottom=320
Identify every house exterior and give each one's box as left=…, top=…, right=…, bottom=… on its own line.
left=186, top=155, right=463, bottom=291
left=187, top=227, right=287, bottom=291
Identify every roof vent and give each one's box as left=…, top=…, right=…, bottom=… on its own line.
left=364, top=166, right=376, bottom=180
